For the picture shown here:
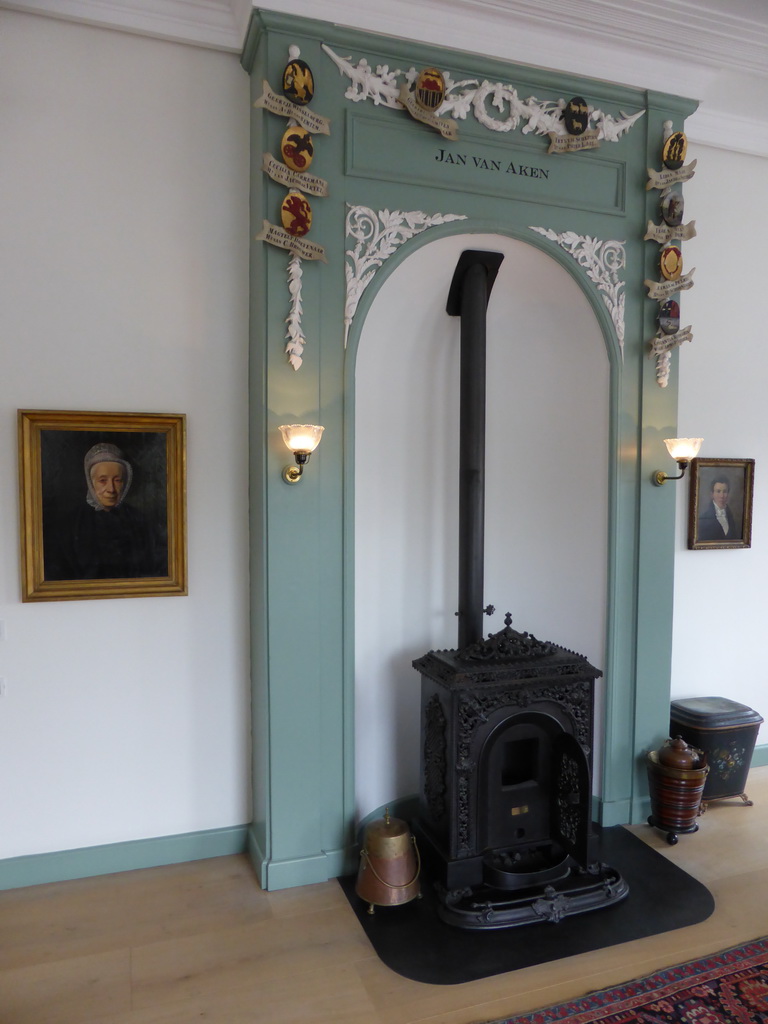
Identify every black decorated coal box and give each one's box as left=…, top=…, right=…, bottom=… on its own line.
left=670, top=696, right=764, bottom=808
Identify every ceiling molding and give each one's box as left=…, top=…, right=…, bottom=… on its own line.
left=687, top=107, right=768, bottom=161
left=4, top=0, right=767, bottom=73
left=4, top=0, right=768, bottom=156
left=447, top=0, right=768, bottom=78
left=0, top=0, right=245, bottom=51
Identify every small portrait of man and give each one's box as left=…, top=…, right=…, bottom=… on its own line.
left=42, top=432, right=169, bottom=581
left=697, top=473, right=741, bottom=543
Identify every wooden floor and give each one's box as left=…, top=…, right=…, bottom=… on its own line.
left=2, top=767, right=768, bottom=1024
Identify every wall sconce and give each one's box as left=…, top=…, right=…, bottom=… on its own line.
left=279, top=424, right=324, bottom=483
left=653, top=437, right=703, bottom=485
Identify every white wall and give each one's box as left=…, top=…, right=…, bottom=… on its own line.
left=672, top=142, right=768, bottom=745
left=0, top=11, right=251, bottom=856
left=3, top=7, right=767, bottom=866
left=355, top=234, right=608, bottom=817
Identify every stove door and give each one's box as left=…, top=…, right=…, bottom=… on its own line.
left=551, top=731, right=592, bottom=867
left=479, top=718, right=547, bottom=852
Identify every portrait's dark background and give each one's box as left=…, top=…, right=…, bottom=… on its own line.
left=41, top=430, right=169, bottom=580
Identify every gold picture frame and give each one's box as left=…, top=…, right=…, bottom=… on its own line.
left=19, top=409, right=187, bottom=601
left=688, top=457, right=755, bottom=551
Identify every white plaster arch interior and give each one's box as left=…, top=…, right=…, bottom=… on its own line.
left=353, top=231, right=609, bottom=819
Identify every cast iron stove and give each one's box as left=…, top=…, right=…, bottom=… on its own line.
left=413, top=614, right=628, bottom=929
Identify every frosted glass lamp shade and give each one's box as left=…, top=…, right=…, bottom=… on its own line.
left=279, top=424, right=324, bottom=483
left=663, top=437, right=703, bottom=462
left=279, top=424, right=324, bottom=454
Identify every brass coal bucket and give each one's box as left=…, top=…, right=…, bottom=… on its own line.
left=355, top=808, right=421, bottom=914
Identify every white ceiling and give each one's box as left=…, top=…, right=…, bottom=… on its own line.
left=4, top=0, right=768, bottom=155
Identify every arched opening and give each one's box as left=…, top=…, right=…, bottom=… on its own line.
left=354, top=232, right=609, bottom=819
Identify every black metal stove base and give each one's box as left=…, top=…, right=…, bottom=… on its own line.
left=338, top=825, right=714, bottom=985
left=436, top=860, right=628, bottom=929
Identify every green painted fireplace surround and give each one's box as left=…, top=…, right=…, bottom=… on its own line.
left=242, top=9, right=698, bottom=890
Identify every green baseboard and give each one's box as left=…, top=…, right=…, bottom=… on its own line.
left=4, top=746, right=766, bottom=894
left=0, top=825, right=249, bottom=891
left=247, top=824, right=356, bottom=891
left=594, top=795, right=634, bottom=827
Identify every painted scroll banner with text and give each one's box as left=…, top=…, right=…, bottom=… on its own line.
left=645, top=270, right=695, bottom=300
left=644, top=220, right=697, bottom=244
left=398, top=83, right=458, bottom=140
left=253, top=81, right=331, bottom=135
left=650, top=326, right=693, bottom=355
left=646, top=160, right=697, bottom=190
left=548, top=130, right=600, bottom=154
left=255, top=220, right=327, bottom=262
left=262, top=154, right=329, bottom=197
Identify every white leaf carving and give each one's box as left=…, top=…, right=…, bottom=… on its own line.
left=323, top=46, right=404, bottom=108
left=322, top=45, right=644, bottom=141
left=529, top=227, right=626, bottom=354
left=285, top=253, right=306, bottom=371
left=345, top=205, right=467, bottom=345
left=656, top=350, right=671, bottom=388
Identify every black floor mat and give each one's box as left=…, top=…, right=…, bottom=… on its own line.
left=338, top=825, right=714, bottom=984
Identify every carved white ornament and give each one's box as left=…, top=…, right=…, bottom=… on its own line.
left=323, top=45, right=644, bottom=142
left=285, top=253, right=306, bottom=371
left=529, top=228, right=626, bottom=353
left=656, top=350, right=672, bottom=388
left=345, top=205, right=467, bottom=344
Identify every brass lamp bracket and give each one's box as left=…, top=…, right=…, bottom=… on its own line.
left=653, top=459, right=690, bottom=486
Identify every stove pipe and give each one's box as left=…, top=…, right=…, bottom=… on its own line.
left=446, top=250, right=505, bottom=648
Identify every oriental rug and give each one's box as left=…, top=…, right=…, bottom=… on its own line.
left=483, top=936, right=768, bottom=1023
left=340, top=825, right=714, bottom=985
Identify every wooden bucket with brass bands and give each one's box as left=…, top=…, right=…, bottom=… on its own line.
left=355, top=808, right=421, bottom=914
left=647, top=738, right=709, bottom=844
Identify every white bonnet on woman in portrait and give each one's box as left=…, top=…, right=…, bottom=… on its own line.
left=83, top=442, right=133, bottom=510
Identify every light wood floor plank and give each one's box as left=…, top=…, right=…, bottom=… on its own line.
left=130, top=904, right=373, bottom=1010
left=0, top=766, right=765, bottom=1024
left=0, top=856, right=270, bottom=971
left=95, top=964, right=378, bottom=1024
left=0, top=949, right=131, bottom=1024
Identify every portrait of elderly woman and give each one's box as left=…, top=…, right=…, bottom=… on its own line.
left=19, top=410, right=186, bottom=602
left=43, top=440, right=167, bottom=581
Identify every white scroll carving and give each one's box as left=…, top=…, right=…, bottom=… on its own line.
left=322, top=45, right=644, bottom=142
left=529, top=228, right=626, bottom=354
left=655, top=349, right=672, bottom=388
left=285, top=253, right=307, bottom=370
left=345, top=205, right=467, bottom=345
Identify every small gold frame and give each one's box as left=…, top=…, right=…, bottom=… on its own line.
left=18, top=409, right=187, bottom=601
left=687, top=457, right=754, bottom=551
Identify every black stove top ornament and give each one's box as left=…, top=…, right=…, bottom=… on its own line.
left=457, top=613, right=554, bottom=663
